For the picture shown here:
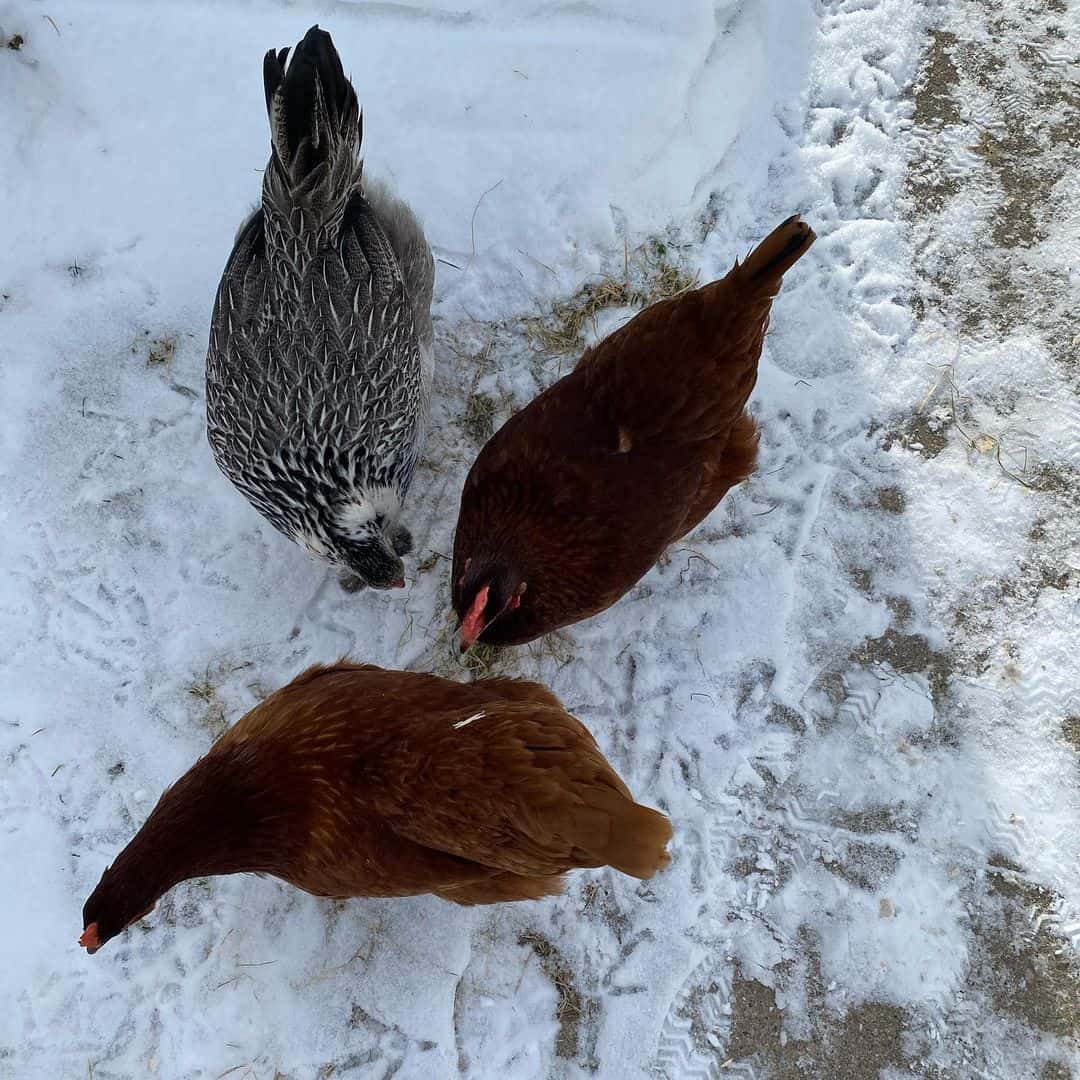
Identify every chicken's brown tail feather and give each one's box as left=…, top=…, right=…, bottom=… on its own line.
left=738, top=214, right=816, bottom=289
left=557, top=783, right=673, bottom=880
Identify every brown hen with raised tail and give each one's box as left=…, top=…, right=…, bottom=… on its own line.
left=452, top=215, right=815, bottom=648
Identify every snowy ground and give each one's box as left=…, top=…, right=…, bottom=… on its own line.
left=1, top=0, right=1078, bottom=1077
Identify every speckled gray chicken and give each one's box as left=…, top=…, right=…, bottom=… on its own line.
left=205, top=26, right=434, bottom=591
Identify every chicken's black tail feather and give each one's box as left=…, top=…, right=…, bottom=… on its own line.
left=261, top=26, right=361, bottom=216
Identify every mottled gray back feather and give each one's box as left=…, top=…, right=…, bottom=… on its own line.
left=362, top=176, right=435, bottom=354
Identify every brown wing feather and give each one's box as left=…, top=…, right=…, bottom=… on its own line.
left=368, top=703, right=670, bottom=880
left=674, top=411, right=760, bottom=539
left=435, top=872, right=567, bottom=905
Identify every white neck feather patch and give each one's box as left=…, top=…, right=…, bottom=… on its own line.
left=335, top=486, right=401, bottom=535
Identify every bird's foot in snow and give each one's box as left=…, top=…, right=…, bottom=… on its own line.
left=338, top=573, right=366, bottom=593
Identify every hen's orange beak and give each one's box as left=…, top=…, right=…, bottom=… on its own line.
left=79, top=922, right=101, bottom=954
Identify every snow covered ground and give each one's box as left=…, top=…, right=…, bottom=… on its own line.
left=1, top=0, right=1077, bottom=1076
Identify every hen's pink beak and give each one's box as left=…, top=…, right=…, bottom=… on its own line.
left=459, top=585, right=489, bottom=653
left=79, top=922, right=101, bottom=953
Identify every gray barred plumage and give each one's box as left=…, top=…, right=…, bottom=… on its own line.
left=206, top=26, right=433, bottom=590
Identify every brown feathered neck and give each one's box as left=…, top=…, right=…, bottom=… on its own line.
left=81, top=741, right=308, bottom=950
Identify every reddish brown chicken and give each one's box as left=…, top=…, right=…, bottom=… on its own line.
left=79, top=662, right=670, bottom=953
left=452, top=215, right=815, bottom=649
